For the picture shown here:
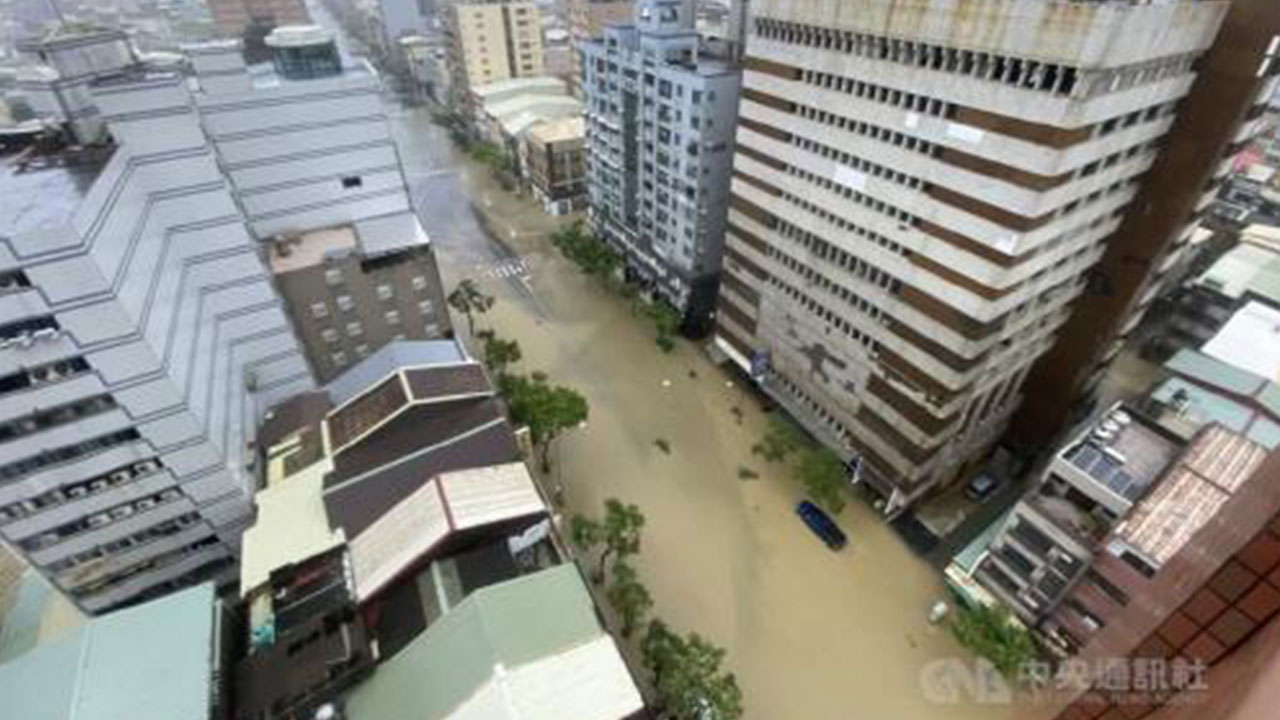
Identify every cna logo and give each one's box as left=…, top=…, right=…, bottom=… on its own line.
left=919, top=658, right=1013, bottom=705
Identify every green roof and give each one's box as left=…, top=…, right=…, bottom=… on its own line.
left=1151, top=377, right=1254, bottom=433
left=1165, top=349, right=1265, bottom=396
left=1245, top=255, right=1280, bottom=306
left=346, top=565, right=603, bottom=720
left=0, top=582, right=215, bottom=720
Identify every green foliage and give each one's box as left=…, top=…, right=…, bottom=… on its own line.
left=447, top=279, right=494, bottom=337
left=571, top=498, right=645, bottom=584
left=950, top=603, right=1037, bottom=679
left=647, top=300, right=681, bottom=353
left=737, top=467, right=759, bottom=481
left=797, top=447, right=847, bottom=516
left=751, top=416, right=806, bottom=463
left=551, top=221, right=622, bottom=285
left=478, top=330, right=521, bottom=376
left=606, top=560, right=653, bottom=638
left=654, top=438, right=672, bottom=454
left=642, top=620, right=744, bottom=720
left=569, top=514, right=603, bottom=554
left=498, top=372, right=588, bottom=472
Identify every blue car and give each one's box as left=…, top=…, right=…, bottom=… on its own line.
left=796, top=500, right=847, bottom=550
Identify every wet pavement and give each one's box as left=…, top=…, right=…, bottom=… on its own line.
left=388, top=105, right=1048, bottom=720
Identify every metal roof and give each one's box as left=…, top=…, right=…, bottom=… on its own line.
left=239, top=459, right=345, bottom=596
left=1166, top=348, right=1267, bottom=397
left=325, top=339, right=469, bottom=408
left=344, top=565, right=643, bottom=720
left=1203, top=301, right=1280, bottom=384
left=1196, top=243, right=1280, bottom=304
left=354, top=210, right=431, bottom=257
left=0, top=582, right=215, bottom=720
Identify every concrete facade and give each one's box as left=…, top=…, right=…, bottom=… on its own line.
left=567, top=0, right=632, bottom=96
left=0, top=65, right=314, bottom=614
left=207, top=0, right=312, bottom=39
left=581, top=0, right=741, bottom=332
left=712, top=0, right=1236, bottom=513
left=447, top=1, right=545, bottom=98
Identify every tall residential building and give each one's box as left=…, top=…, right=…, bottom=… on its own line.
left=0, top=32, right=312, bottom=614
left=712, top=0, right=1240, bottom=514
left=446, top=0, right=545, bottom=98
left=581, top=0, right=741, bottom=332
left=567, top=0, right=632, bottom=96
left=207, top=0, right=311, bottom=40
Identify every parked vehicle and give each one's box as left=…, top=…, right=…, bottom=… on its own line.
left=964, top=473, right=1000, bottom=503
left=796, top=500, right=847, bottom=550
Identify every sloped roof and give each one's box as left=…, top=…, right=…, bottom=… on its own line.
left=326, top=340, right=469, bottom=408
left=344, top=565, right=643, bottom=720
left=0, top=583, right=215, bottom=720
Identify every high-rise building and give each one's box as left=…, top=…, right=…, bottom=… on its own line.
left=567, top=0, right=632, bottom=96
left=580, top=0, right=741, bottom=332
left=0, top=36, right=313, bottom=614
left=712, top=0, right=1250, bottom=514
left=446, top=0, right=545, bottom=98
left=1010, top=0, right=1280, bottom=454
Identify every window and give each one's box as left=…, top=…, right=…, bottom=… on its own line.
left=310, top=302, right=329, bottom=319
left=336, top=295, right=355, bottom=312
left=411, top=275, right=428, bottom=291
left=341, top=176, right=363, bottom=189
left=355, top=343, right=371, bottom=357
left=331, top=352, right=348, bottom=367
left=425, top=323, right=441, bottom=336
left=418, top=299, right=435, bottom=316
left=345, top=321, right=364, bottom=337
left=376, top=284, right=394, bottom=301
left=324, top=268, right=343, bottom=286
left=321, top=328, right=339, bottom=343
left=385, top=310, right=401, bottom=326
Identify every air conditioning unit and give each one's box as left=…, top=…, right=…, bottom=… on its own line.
left=32, top=328, right=59, bottom=342
left=111, top=470, right=132, bottom=484
left=66, top=486, right=88, bottom=499
left=135, top=460, right=159, bottom=474
left=90, top=479, right=109, bottom=492
left=160, top=489, right=181, bottom=502
left=52, top=362, right=72, bottom=375
left=110, top=505, right=134, bottom=520
left=30, top=367, right=49, bottom=382
left=135, top=498, right=157, bottom=511
left=87, top=513, right=110, bottom=528
left=15, top=333, right=34, bottom=348
left=0, top=276, right=16, bottom=290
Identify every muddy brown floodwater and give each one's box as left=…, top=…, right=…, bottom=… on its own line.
left=402, top=108, right=1047, bottom=720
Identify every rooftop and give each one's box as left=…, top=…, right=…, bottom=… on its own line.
left=526, top=116, right=586, bottom=145
left=0, top=150, right=109, bottom=239
left=1060, top=405, right=1183, bottom=503
left=344, top=565, right=644, bottom=720
left=0, top=582, right=215, bottom=720
left=239, top=459, right=344, bottom=596
left=1115, top=427, right=1268, bottom=568
left=472, top=76, right=567, bottom=100
left=325, top=339, right=469, bottom=408
left=266, top=211, right=432, bottom=275
left=1203, top=301, right=1280, bottom=383
left=1194, top=242, right=1280, bottom=305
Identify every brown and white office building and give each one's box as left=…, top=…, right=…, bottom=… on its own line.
left=712, top=0, right=1253, bottom=513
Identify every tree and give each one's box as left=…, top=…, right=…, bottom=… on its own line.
left=648, top=300, right=681, bottom=353
left=642, top=620, right=744, bottom=720
left=751, top=415, right=806, bottom=463
left=949, top=602, right=1037, bottom=679
left=570, top=498, right=645, bottom=584
left=447, top=279, right=494, bottom=337
left=499, top=372, right=588, bottom=472
left=479, top=330, right=521, bottom=376
left=551, top=221, right=622, bottom=287
left=569, top=513, right=603, bottom=555
left=606, top=560, right=653, bottom=638
left=797, top=447, right=847, bottom=516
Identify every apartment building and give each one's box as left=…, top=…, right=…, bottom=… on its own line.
left=567, top=0, right=632, bottom=96
left=713, top=0, right=1237, bottom=513
left=0, top=31, right=313, bottom=614
left=447, top=1, right=545, bottom=98
left=581, top=0, right=741, bottom=332
left=267, top=222, right=451, bottom=383
left=525, top=116, right=588, bottom=215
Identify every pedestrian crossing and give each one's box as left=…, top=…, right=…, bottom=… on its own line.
left=474, top=255, right=536, bottom=281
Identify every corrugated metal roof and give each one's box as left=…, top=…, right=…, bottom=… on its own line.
left=1196, top=243, right=1280, bottom=301
left=1203, top=302, right=1280, bottom=384
left=354, top=211, right=430, bottom=257
left=345, top=565, right=642, bottom=720
left=349, top=462, right=545, bottom=601
left=0, top=582, right=215, bottom=720
left=1165, top=348, right=1265, bottom=396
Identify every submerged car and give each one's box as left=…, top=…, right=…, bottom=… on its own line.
left=796, top=500, right=847, bottom=550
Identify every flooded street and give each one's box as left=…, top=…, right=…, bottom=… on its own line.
left=390, top=106, right=1046, bottom=720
